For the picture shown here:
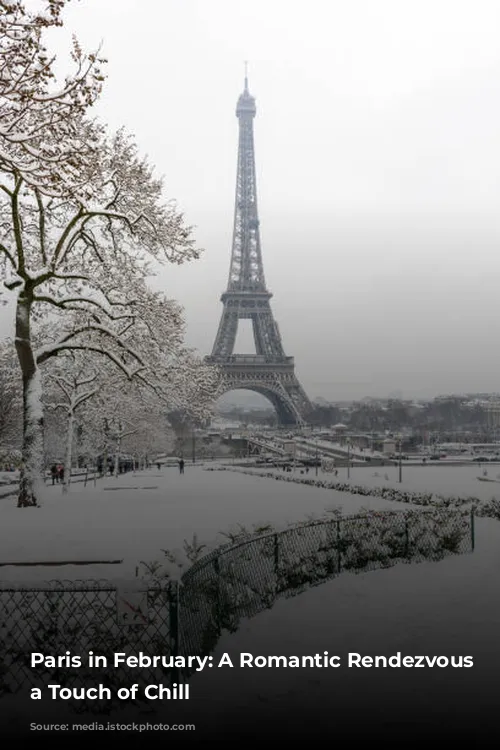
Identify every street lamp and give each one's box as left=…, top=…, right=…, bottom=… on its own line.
left=398, top=434, right=403, bottom=483
left=347, top=440, right=351, bottom=479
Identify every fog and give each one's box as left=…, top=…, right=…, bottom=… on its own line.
left=4, top=0, right=500, bottom=400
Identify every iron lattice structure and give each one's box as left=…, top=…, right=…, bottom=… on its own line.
left=206, top=74, right=312, bottom=425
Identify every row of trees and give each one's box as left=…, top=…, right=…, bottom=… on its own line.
left=346, top=398, right=491, bottom=433
left=0, top=1, right=219, bottom=505
left=218, top=398, right=499, bottom=434
left=0, top=336, right=216, bottom=489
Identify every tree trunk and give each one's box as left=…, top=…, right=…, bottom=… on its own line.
left=15, top=291, right=44, bottom=507
left=62, top=410, right=74, bottom=494
left=114, top=430, right=121, bottom=478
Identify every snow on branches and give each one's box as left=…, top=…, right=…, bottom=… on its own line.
left=0, top=0, right=106, bottom=196
left=38, top=306, right=220, bottom=491
left=40, top=309, right=220, bottom=432
left=1, top=127, right=198, bottom=305
left=0, top=2, right=216, bottom=506
left=35, top=285, right=186, bottom=381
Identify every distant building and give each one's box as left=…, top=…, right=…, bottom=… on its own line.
left=487, top=402, right=500, bottom=429
left=353, top=435, right=370, bottom=449
left=383, top=438, right=396, bottom=455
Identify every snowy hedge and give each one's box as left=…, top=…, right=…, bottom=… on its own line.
left=206, top=466, right=500, bottom=519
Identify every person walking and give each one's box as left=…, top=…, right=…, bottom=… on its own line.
left=179, top=458, right=185, bottom=475
left=51, top=464, right=58, bottom=485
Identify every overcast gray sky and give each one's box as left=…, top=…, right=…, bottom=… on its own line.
left=6, top=0, right=500, bottom=401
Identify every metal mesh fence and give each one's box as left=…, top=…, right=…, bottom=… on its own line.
left=179, top=508, right=473, bottom=672
left=0, top=581, right=176, bottom=712
left=0, top=508, right=473, bottom=709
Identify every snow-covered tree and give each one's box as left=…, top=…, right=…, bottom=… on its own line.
left=0, top=2, right=208, bottom=506
left=121, top=416, right=173, bottom=470
left=0, top=0, right=105, bottom=194
left=38, top=305, right=219, bottom=489
left=87, top=383, right=145, bottom=478
left=42, top=401, right=66, bottom=465
left=76, top=350, right=218, bottom=479
left=0, top=338, right=22, bottom=447
left=42, top=349, right=99, bottom=491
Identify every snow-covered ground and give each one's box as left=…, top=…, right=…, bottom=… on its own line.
left=1, top=462, right=497, bottom=734
left=165, top=465, right=500, bottom=733
left=249, top=461, right=500, bottom=501
left=0, top=465, right=414, bottom=583
left=1, top=462, right=497, bottom=584
left=188, top=510, right=500, bottom=733
left=327, top=461, right=500, bottom=499
left=0, top=470, right=19, bottom=485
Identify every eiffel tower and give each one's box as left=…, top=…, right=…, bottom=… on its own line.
left=206, top=70, right=312, bottom=426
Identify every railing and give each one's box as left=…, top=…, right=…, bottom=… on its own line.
left=207, top=355, right=294, bottom=365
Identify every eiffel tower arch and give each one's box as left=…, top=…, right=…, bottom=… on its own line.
left=206, top=71, right=312, bottom=426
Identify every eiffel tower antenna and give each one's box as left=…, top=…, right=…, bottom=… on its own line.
left=206, top=76, right=312, bottom=426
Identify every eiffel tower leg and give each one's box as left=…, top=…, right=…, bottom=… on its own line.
left=212, top=310, right=239, bottom=358
left=272, top=377, right=309, bottom=427
left=268, top=393, right=300, bottom=426
left=252, top=312, right=284, bottom=358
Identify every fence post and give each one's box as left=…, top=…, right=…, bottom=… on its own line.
left=337, top=519, right=342, bottom=573
left=168, top=582, right=179, bottom=687
left=470, top=509, right=475, bottom=552
left=213, top=555, right=221, bottom=634
left=274, top=534, right=279, bottom=577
